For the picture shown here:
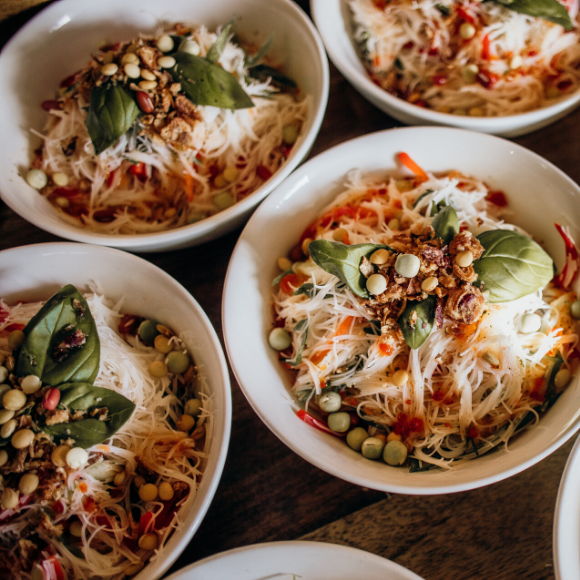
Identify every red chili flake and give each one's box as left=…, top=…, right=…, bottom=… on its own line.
left=460, top=222, right=469, bottom=232
left=52, top=501, right=65, bottom=514
left=343, top=397, right=358, bottom=407
left=290, top=245, right=303, bottom=261
left=428, top=47, right=439, bottom=56
left=41, top=100, right=62, bottom=112
left=129, top=162, right=148, bottom=182
left=476, top=69, right=500, bottom=89
left=93, top=208, right=117, bottom=223
left=432, top=75, right=447, bottom=86
left=558, top=79, right=573, bottom=92
left=379, top=343, right=393, bottom=356
left=530, top=390, right=545, bottom=402
left=528, top=50, right=538, bottom=57
left=257, top=165, right=273, bottom=181
left=402, top=41, right=414, bottom=50
left=410, top=417, right=424, bottom=432
left=405, top=399, right=412, bottom=405
left=397, top=413, right=408, bottom=423
left=432, top=389, right=445, bottom=402
left=60, top=70, right=82, bottom=88
left=486, top=191, right=508, bottom=207
left=467, top=425, right=480, bottom=438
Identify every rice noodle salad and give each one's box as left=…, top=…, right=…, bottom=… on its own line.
left=350, top=0, right=580, bottom=116
left=0, top=285, right=211, bottom=579
left=270, top=153, right=580, bottom=471
left=25, top=19, right=309, bottom=234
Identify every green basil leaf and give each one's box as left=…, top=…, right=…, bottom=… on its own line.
left=16, top=285, right=100, bottom=387
left=245, top=34, right=274, bottom=68
left=285, top=322, right=308, bottom=366
left=44, top=383, right=135, bottom=449
left=413, top=189, right=434, bottom=208
left=86, top=83, right=140, bottom=155
left=170, top=52, right=254, bottom=110
left=249, top=64, right=297, bottom=89
left=435, top=3, right=451, bottom=15
left=308, top=240, right=393, bottom=299
left=294, top=283, right=316, bottom=298
left=473, top=230, right=554, bottom=303
left=272, top=268, right=293, bottom=286
left=206, top=17, right=236, bottom=63
left=431, top=206, right=459, bottom=245
left=492, top=0, right=574, bottom=30
left=541, top=354, right=564, bottom=405
left=397, top=295, right=437, bottom=349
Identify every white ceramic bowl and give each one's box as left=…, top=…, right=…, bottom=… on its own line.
left=164, top=541, right=424, bottom=580
left=0, top=243, right=232, bottom=580
left=223, top=126, right=580, bottom=494
left=554, top=436, right=580, bottom=580
left=0, top=0, right=328, bottom=252
left=311, top=0, right=580, bottom=137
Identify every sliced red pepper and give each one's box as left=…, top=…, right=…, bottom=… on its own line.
left=456, top=6, right=476, bottom=25
left=257, top=165, right=273, bottom=181
left=129, top=162, right=148, bottom=182
left=486, top=191, right=508, bottom=207
left=60, top=70, right=82, bottom=88
left=476, top=69, right=499, bottom=89
left=296, top=409, right=346, bottom=437
left=554, top=223, right=580, bottom=290
left=481, top=34, right=491, bottom=61
left=41, top=556, right=65, bottom=580
left=154, top=488, right=188, bottom=530
left=138, top=511, right=155, bottom=535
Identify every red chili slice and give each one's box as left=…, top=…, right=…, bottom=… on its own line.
left=296, top=409, right=346, bottom=438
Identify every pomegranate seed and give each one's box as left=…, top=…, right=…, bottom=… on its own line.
left=136, top=91, right=154, bottom=113
left=43, top=387, right=61, bottom=411
left=41, top=100, right=62, bottom=112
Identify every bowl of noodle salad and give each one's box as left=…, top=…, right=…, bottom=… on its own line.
left=0, top=0, right=328, bottom=252
left=0, top=243, right=231, bottom=579
left=311, top=0, right=580, bottom=136
left=224, top=127, right=580, bottom=494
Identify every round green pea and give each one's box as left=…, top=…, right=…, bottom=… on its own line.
left=269, top=328, right=292, bottom=351
left=394, top=254, right=420, bottom=278
left=318, top=391, right=342, bottom=413
left=361, top=437, right=385, bottom=460
left=383, top=440, right=408, bottom=466
left=346, top=427, right=368, bottom=451
left=214, top=191, right=235, bottom=211
left=7, top=330, right=25, bottom=351
left=184, top=398, right=202, bottom=417
left=327, top=412, right=351, bottom=433
left=166, top=351, right=190, bottom=375
left=571, top=300, right=580, bottom=320
left=187, top=211, right=206, bottom=224
left=138, top=319, right=160, bottom=345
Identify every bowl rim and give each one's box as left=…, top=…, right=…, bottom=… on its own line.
left=223, top=125, right=580, bottom=495
left=0, top=0, right=329, bottom=252
left=553, top=435, right=580, bottom=580
left=310, top=0, right=580, bottom=127
left=163, top=540, right=425, bottom=580
left=0, top=241, right=233, bottom=580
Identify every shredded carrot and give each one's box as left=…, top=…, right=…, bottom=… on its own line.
left=184, top=173, right=195, bottom=201
left=96, top=445, right=110, bottom=453
left=481, top=33, right=491, bottom=61
left=398, top=152, right=428, bottom=182
left=310, top=316, right=356, bottom=365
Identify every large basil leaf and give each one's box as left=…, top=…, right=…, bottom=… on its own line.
left=473, top=230, right=554, bottom=303
left=492, top=0, right=573, bottom=30
left=44, top=383, right=135, bottom=449
left=431, top=206, right=459, bottom=245
left=206, top=17, right=236, bottom=63
left=16, top=285, right=100, bottom=387
left=398, top=295, right=437, bottom=349
left=86, top=83, right=140, bottom=155
left=170, top=53, right=254, bottom=110
left=308, top=240, right=392, bottom=298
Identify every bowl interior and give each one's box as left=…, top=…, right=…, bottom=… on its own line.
left=310, top=0, right=580, bottom=137
left=0, top=0, right=328, bottom=251
left=0, top=243, right=231, bottom=580
left=223, top=126, right=580, bottom=494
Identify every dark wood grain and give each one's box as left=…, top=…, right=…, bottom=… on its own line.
left=1, top=2, right=579, bottom=579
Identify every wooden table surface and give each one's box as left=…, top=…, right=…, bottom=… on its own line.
left=1, top=2, right=579, bottom=579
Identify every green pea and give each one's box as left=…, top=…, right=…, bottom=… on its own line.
left=346, top=427, right=368, bottom=451
left=7, top=330, right=25, bottom=351
left=187, top=212, right=206, bottom=224
left=394, top=254, right=420, bottom=278
left=571, top=300, right=580, bottom=320
left=361, top=437, right=385, bottom=460
left=327, top=412, right=351, bottom=433
left=318, top=391, right=342, bottom=413
left=138, top=319, right=160, bottom=345
left=383, top=440, right=408, bottom=466
left=214, top=192, right=235, bottom=211
left=166, top=351, right=190, bottom=375
left=184, top=398, right=202, bottom=417
left=269, top=328, right=292, bottom=351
